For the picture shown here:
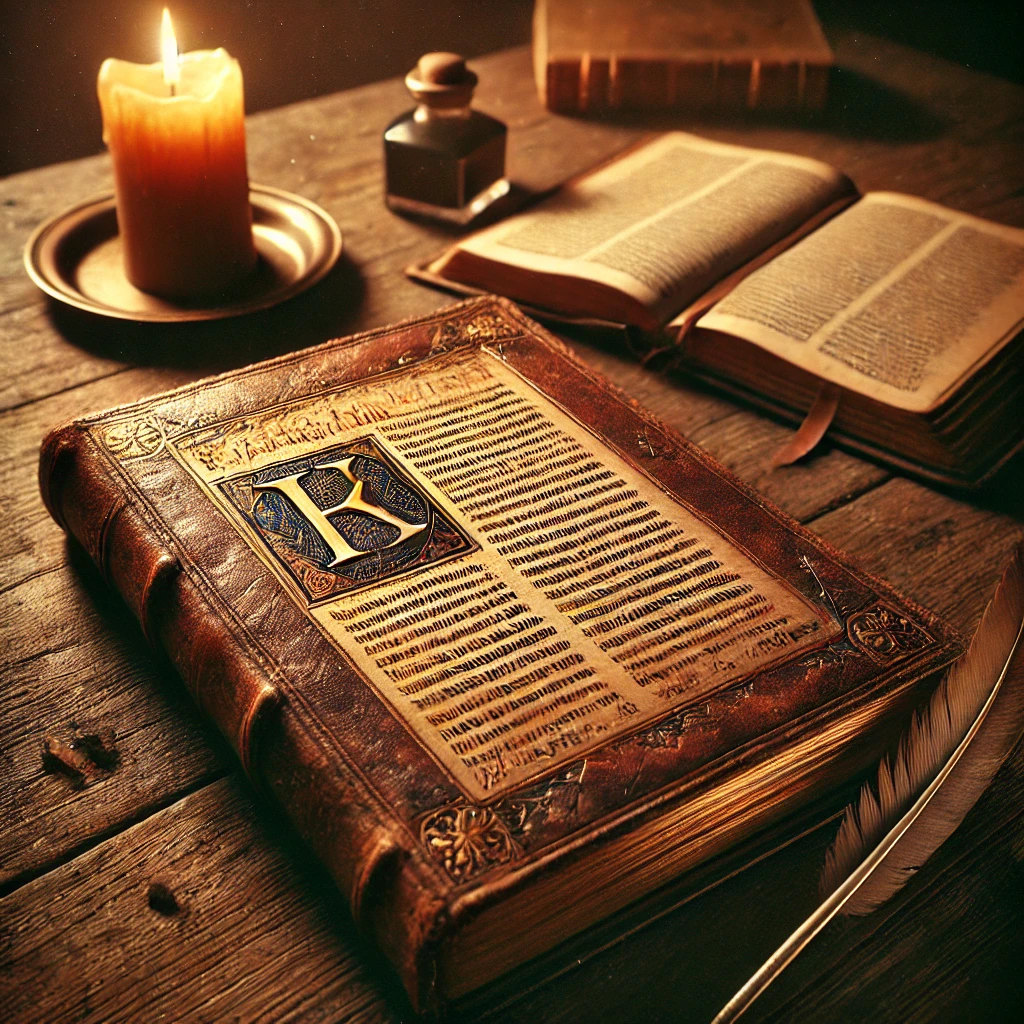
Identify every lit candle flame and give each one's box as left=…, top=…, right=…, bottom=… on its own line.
left=161, top=8, right=180, bottom=90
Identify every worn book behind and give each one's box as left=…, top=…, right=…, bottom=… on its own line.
left=40, top=298, right=960, bottom=1013
left=534, top=0, right=832, bottom=114
left=413, top=133, right=1024, bottom=487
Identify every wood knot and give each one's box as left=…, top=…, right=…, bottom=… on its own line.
left=147, top=882, right=180, bottom=916
left=41, top=726, right=119, bottom=789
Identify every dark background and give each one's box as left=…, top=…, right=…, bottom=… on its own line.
left=1, top=0, right=1021, bottom=178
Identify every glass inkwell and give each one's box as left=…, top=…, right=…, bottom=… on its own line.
left=384, top=52, right=509, bottom=224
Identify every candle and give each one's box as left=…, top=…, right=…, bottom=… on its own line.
left=97, top=9, right=257, bottom=299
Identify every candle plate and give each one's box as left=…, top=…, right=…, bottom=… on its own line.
left=24, top=185, right=342, bottom=322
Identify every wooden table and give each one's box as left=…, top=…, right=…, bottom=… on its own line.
left=2, top=34, right=1023, bottom=1024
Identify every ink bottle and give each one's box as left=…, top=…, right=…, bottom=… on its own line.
left=384, top=52, right=509, bottom=224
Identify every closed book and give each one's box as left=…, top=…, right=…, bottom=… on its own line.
left=534, top=0, right=832, bottom=114
left=39, top=297, right=960, bottom=1014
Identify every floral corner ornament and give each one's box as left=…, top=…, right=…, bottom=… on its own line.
left=847, top=605, right=932, bottom=658
left=102, top=417, right=165, bottom=461
left=420, top=803, right=519, bottom=882
left=431, top=307, right=522, bottom=352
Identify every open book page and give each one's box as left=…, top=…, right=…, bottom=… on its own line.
left=698, top=193, right=1024, bottom=413
left=440, top=132, right=852, bottom=326
left=171, top=348, right=835, bottom=802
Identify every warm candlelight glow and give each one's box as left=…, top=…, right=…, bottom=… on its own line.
left=97, top=11, right=256, bottom=297
left=161, top=8, right=180, bottom=90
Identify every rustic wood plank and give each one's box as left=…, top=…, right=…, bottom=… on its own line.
left=0, top=550, right=227, bottom=893
left=2, top=22, right=1023, bottom=1024
left=0, top=776, right=402, bottom=1024
left=5, top=727, right=1017, bottom=1024
left=686, top=407, right=891, bottom=523
left=0, top=153, right=121, bottom=404
left=0, top=303, right=127, bottom=414
left=4, top=470, right=1021, bottom=1023
left=741, top=478, right=1024, bottom=1020
left=4, top=763, right=836, bottom=1024
left=809, top=476, right=1024, bottom=634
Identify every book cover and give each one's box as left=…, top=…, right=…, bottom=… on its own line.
left=39, top=297, right=960, bottom=1013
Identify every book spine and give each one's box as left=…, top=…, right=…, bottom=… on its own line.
left=39, top=423, right=280, bottom=773
left=541, top=56, right=830, bottom=114
left=38, top=422, right=446, bottom=1012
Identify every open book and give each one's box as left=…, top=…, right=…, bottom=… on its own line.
left=413, top=133, right=1024, bottom=486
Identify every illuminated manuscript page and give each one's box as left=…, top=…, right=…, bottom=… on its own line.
left=700, top=192, right=1024, bottom=413
left=172, top=349, right=835, bottom=801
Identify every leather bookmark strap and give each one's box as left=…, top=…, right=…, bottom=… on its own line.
left=771, top=383, right=841, bottom=468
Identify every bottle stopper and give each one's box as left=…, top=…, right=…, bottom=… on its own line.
left=405, top=52, right=478, bottom=109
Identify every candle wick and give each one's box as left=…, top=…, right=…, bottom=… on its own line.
left=169, top=82, right=176, bottom=97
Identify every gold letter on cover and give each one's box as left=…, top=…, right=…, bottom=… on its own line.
left=255, top=457, right=427, bottom=568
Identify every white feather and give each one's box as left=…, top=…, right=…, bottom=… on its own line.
left=711, top=542, right=1024, bottom=1024
left=821, top=542, right=1024, bottom=912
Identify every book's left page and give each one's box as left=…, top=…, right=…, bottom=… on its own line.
left=429, top=133, right=853, bottom=328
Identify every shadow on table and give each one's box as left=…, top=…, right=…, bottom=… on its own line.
left=815, top=66, right=951, bottom=142
left=60, top=539, right=235, bottom=770
left=945, top=453, right=1024, bottom=523
left=575, top=66, right=949, bottom=144
left=45, top=251, right=366, bottom=374
left=238, top=776, right=420, bottom=1023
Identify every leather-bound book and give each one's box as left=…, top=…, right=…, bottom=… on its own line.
left=40, top=298, right=959, bottom=1014
left=534, top=0, right=833, bottom=114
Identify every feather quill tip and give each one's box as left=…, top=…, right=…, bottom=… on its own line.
left=821, top=541, right=1024, bottom=914
left=710, top=543, right=1024, bottom=1024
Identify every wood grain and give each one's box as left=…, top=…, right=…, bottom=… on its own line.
left=0, top=555, right=226, bottom=892
left=0, top=776, right=403, bottom=1023
left=1, top=22, right=1022, bottom=1024
left=811, top=477, right=1024, bottom=634
left=2, top=477, right=1020, bottom=1023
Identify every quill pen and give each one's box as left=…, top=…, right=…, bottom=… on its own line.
left=711, top=541, right=1024, bottom=1024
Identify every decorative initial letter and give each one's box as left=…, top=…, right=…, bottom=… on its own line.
left=254, top=457, right=427, bottom=568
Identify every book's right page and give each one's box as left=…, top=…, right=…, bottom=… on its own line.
left=698, top=193, right=1024, bottom=413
